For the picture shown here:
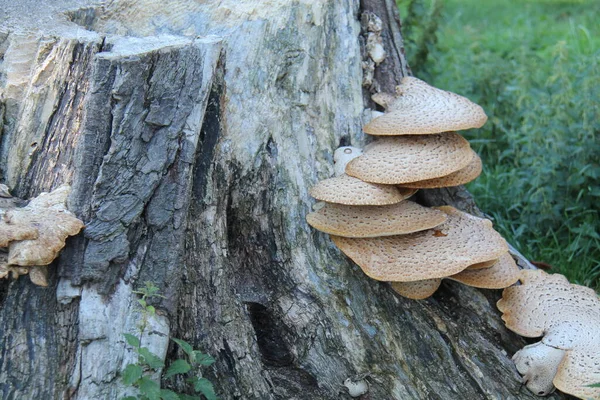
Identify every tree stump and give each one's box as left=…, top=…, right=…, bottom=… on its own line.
left=0, top=1, right=568, bottom=399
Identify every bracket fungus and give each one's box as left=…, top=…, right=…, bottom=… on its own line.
left=399, top=151, right=482, bottom=189
left=331, top=206, right=508, bottom=282
left=0, top=185, right=84, bottom=286
left=345, top=133, right=474, bottom=185
left=306, top=201, right=447, bottom=238
left=390, top=252, right=520, bottom=299
left=497, top=270, right=600, bottom=399
left=364, top=76, right=487, bottom=136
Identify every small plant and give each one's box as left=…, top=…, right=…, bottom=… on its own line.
left=121, top=282, right=217, bottom=400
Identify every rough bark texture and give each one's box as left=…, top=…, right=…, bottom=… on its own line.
left=0, top=1, right=569, bottom=399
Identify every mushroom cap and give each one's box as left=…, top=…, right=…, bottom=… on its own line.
left=7, top=185, right=84, bottom=266
left=345, top=133, right=473, bottom=185
left=399, top=151, right=482, bottom=189
left=465, top=259, right=498, bottom=270
left=332, top=206, right=507, bottom=282
left=448, top=252, right=519, bottom=289
left=364, top=76, right=487, bottom=136
left=306, top=200, right=447, bottom=238
left=513, top=342, right=565, bottom=397
left=28, top=266, right=49, bottom=287
left=0, top=211, right=39, bottom=247
left=497, top=270, right=600, bottom=399
left=390, top=279, right=442, bottom=300
left=309, top=174, right=416, bottom=205
left=497, top=270, right=600, bottom=342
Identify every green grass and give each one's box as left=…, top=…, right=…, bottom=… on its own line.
left=399, top=0, right=600, bottom=289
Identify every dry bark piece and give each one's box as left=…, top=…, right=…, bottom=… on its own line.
left=399, top=151, right=482, bottom=189
left=364, top=76, right=487, bottom=135
left=345, top=133, right=473, bottom=184
left=390, top=279, right=441, bottom=300
left=310, top=174, right=416, bottom=206
left=332, top=206, right=507, bottom=282
left=497, top=270, right=600, bottom=399
left=306, top=200, right=447, bottom=238
left=448, top=252, right=519, bottom=289
left=7, top=185, right=84, bottom=267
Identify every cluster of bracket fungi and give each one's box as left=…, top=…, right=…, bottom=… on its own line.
left=307, top=77, right=600, bottom=399
left=0, top=184, right=83, bottom=286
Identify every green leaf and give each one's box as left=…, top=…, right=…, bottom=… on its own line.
left=194, top=352, right=215, bottom=367
left=165, top=359, right=192, bottom=379
left=146, top=305, right=156, bottom=316
left=124, top=334, right=141, bottom=349
left=138, top=299, right=148, bottom=308
left=138, top=347, right=165, bottom=370
left=171, top=338, right=194, bottom=359
left=588, top=382, right=600, bottom=388
left=194, top=378, right=217, bottom=400
left=178, top=395, right=202, bottom=400
left=159, top=389, right=181, bottom=400
left=122, top=363, right=143, bottom=385
left=138, top=377, right=161, bottom=400
left=122, top=396, right=138, bottom=400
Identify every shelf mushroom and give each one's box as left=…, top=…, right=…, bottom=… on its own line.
left=399, top=152, right=482, bottom=189
left=364, top=76, right=487, bottom=136
left=0, top=185, right=84, bottom=286
left=497, top=270, right=600, bottom=399
left=390, top=252, right=520, bottom=299
left=345, top=133, right=474, bottom=185
left=331, top=206, right=508, bottom=282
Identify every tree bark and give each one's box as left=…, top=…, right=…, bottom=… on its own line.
left=0, top=1, right=568, bottom=399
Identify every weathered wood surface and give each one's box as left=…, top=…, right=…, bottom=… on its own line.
left=0, top=1, right=568, bottom=399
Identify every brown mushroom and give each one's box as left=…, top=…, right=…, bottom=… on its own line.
left=7, top=185, right=84, bottom=267
left=306, top=200, right=447, bottom=238
left=497, top=270, right=600, bottom=399
left=389, top=252, right=519, bottom=299
left=399, top=151, right=482, bottom=189
left=309, top=174, right=416, bottom=206
left=345, top=133, right=474, bottom=185
left=332, top=206, right=507, bottom=282
left=364, top=77, right=487, bottom=136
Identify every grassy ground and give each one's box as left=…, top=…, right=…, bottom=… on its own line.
left=398, top=0, right=600, bottom=289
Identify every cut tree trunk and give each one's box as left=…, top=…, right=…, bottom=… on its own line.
left=0, top=1, right=568, bottom=399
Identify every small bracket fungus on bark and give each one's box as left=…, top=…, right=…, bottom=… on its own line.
left=399, top=151, right=482, bottom=189
left=364, top=77, right=488, bottom=136
left=0, top=185, right=84, bottom=286
left=497, top=270, right=600, bottom=399
left=391, top=252, right=520, bottom=300
left=345, top=133, right=474, bottom=185
left=332, top=206, right=507, bottom=282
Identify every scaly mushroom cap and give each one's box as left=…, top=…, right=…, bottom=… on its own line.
left=399, top=151, right=482, bottom=189
left=306, top=201, right=447, bottom=238
left=332, top=206, right=507, bottom=282
left=310, top=174, right=416, bottom=206
left=364, top=76, right=487, bottom=136
left=513, top=342, right=566, bottom=397
left=390, top=279, right=442, bottom=300
left=7, top=185, right=84, bottom=266
left=448, top=252, right=519, bottom=289
left=497, top=270, right=600, bottom=399
left=345, top=133, right=473, bottom=184
left=465, top=259, right=498, bottom=270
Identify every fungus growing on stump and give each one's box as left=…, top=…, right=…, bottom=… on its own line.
left=331, top=206, right=507, bottom=282
left=0, top=185, right=84, bottom=286
left=345, top=133, right=474, bottom=184
left=497, top=270, right=600, bottom=399
left=390, top=252, right=520, bottom=299
left=364, top=76, right=487, bottom=135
